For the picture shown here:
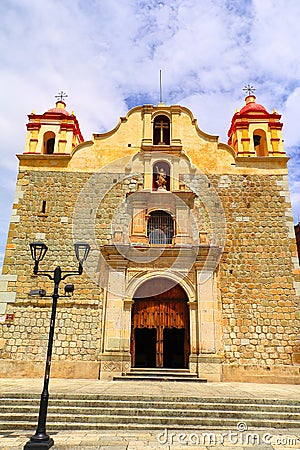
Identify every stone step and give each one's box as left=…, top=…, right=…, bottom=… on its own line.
left=115, top=368, right=202, bottom=381
left=0, top=415, right=299, bottom=431
left=1, top=400, right=299, bottom=413
left=1, top=408, right=299, bottom=421
left=113, top=375, right=206, bottom=381
left=1, top=393, right=299, bottom=431
left=124, top=372, right=197, bottom=377
left=1, top=393, right=299, bottom=406
left=129, top=368, right=192, bottom=373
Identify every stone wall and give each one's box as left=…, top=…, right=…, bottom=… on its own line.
left=0, top=168, right=299, bottom=380
left=0, top=169, right=143, bottom=377
left=215, top=174, right=300, bottom=370
left=295, top=223, right=300, bottom=264
left=0, top=303, right=101, bottom=378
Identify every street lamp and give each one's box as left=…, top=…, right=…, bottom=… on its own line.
left=24, top=241, right=90, bottom=450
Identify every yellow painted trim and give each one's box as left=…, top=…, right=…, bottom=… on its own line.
left=17, top=153, right=71, bottom=169
left=235, top=156, right=289, bottom=169
left=71, top=140, right=94, bottom=157
left=90, top=104, right=219, bottom=143
left=180, top=106, right=219, bottom=142
left=218, top=142, right=236, bottom=159
left=93, top=106, right=142, bottom=140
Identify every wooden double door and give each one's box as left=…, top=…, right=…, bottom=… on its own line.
left=131, top=280, right=190, bottom=368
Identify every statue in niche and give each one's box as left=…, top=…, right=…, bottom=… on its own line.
left=155, top=165, right=167, bottom=190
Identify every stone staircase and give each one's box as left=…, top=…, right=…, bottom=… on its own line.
left=113, top=367, right=207, bottom=382
left=0, top=393, right=299, bottom=431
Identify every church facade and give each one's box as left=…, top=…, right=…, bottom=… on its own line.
left=0, top=93, right=299, bottom=383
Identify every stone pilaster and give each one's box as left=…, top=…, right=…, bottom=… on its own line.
left=197, top=269, right=221, bottom=381
left=100, top=268, right=131, bottom=380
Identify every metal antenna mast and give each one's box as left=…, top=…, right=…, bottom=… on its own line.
left=159, top=69, right=163, bottom=103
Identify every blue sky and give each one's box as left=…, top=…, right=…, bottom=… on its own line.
left=1, top=0, right=300, bottom=269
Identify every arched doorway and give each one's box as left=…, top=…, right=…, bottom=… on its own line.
left=131, top=278, right=190, bottom=368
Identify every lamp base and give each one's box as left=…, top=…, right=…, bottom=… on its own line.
left=24, top=437, right=54, bottom=449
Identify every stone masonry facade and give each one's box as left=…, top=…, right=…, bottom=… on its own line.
left=0, top=96, right=299, bottom=383
left=0, top=169, right=299, bottom=381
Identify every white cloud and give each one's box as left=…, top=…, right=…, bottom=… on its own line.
left=1, top=0, right=300, bottom=266
left=251, top=0, right=300, bottom=81
left=282, top=88, right=300, bottom=147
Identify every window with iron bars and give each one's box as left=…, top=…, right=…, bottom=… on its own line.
left=147, top=211, right=174, bottom=245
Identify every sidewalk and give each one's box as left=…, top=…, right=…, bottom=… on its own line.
left=1, top=377, right=300, bottom=400
left=0, top=378, right=300, bottom=449
left=3, top=428, right=300, bottom=450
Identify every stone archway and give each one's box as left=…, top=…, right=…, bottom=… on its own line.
left=131, top=278, right=190, bottom=368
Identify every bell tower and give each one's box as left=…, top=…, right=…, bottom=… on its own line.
left=227, top=93, right=285, bottom=157
left=24, top=92, right=84, bottom=155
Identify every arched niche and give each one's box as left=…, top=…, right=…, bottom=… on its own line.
left=43, top=131, right=56, bottom=154
left=153, top=115, right=170, bottom=145
left=253, top=129, right=268, bottom=156
left=152, top=160, right=170, bottom=191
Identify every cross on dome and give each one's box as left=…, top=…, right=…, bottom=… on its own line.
left=243, top=84, right=256, bottom=96
left=55, top=91, right=68, bottom=102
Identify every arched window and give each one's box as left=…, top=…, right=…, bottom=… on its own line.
left=253, top=129, right=268, bottom=156
left=152, top=160, right=170, bottom=191
left=147, top=210, right=174, bottom=245
left=43, top=131, right=55, bottom=154
left=153, top=115, right=170, bottom=145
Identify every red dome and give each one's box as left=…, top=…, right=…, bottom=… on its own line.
left=44, top=100, right=71, bottom=116
left=240, top=102, right=268, bottom=114
left=239, top=95, right=269, bottom=115
left=45, top=107, right=71, bottom=116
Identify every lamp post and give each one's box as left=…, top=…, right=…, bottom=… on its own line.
left=24, top=242, right=90, bottom=450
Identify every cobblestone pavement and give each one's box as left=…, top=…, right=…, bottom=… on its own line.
left=0, top=379, right=299, bottom=449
